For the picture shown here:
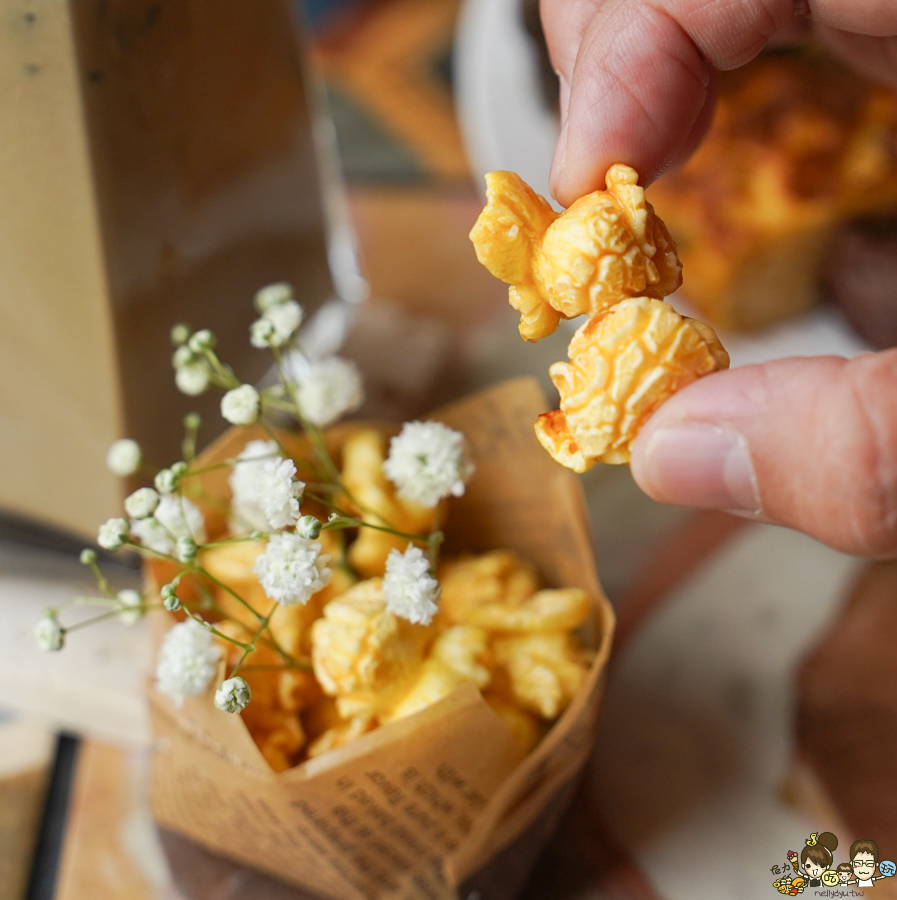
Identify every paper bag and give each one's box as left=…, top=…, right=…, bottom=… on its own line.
left=148, top=377, right=615, bottom=900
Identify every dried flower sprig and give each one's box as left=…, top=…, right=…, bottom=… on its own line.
left=40, top=283, right=474, bottom=717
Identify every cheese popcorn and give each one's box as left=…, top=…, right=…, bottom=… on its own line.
left=493, top=633, right=589, bottom=720
left=470, top=165, right=681, bottom=341
left=341, top=429, right=440, bottom=577
left=385, top=625, right=491, bottom=722
left=535, top=297, right=729, bottom=470
left=310, top=578, right=430, bottom=720
left=438, top=550, right=539, bottom=625
left=465, top=588, right=591, bottom=633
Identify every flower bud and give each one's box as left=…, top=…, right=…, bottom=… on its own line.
left=296, top=515, right=322, bottom=540
left=117, top=589, right=143, bottom=625
left=172, top=345, right=195, bottom=369
left=97, top=517, right=129, bottom=551
left=188, top=329, right=216, bottom=353
left=221, top=385, right=260, bottom=425
left=105, top=438, right=142, bottom=477
left=79, top=548, right=97, bottom=565
left=215, top=676, right=252, bottom=713
left=249, top=316, right=276, bottom=348
left=171, top=461, right=188, bottom=478
left=254, top=281, right=293, bottom=313
left=183, top=411, right=201, bottom=431
left=176, top=535, right=197, bottom=563
left=170, top=323, right=191, bottom=346
left=175, top=361, right=210, bottom=396
left=154, top=468, right=177, bottom=494
left=124, top=487, right=160, bottom=519
left=35, top=614, right=64, bottom=652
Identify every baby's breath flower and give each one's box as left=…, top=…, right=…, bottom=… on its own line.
left=98, top=517, right=129, bottom=551
left=383, top=421, right=474, bottom=508
left=249, top=301, right=303, bottom=349
left=131, top=496, right=205, bottom=555
left=215, top=676, right=251, bottom=713
left=124, top=487, right=160, bottom=520
left=155, top=619, right=222, bottom=707
left=296, top=515, right=322, bottom=540
left=263, top=300, right=303, bottom=347
left=35, top=613, right=64, bottom=651
left=228, top=440, right=279, bottom=532
left=221, top=385, right=260, bottom=425
left=383, top=545, right=440, bottom=625
left=293, top=356, right=364, bottom=427
left=154, top=468, right=177, bottom=494
left=255, top=457, right=305, bottom=530
left=187, top=329, right=216, bottom=353
left=249, top=317, right=276, bottom=349
left=161, top=580, right=182, bottom=611
left=105, top=439, right=142, bottom=477
left=79, top=548, right=97, bottom=566
left=117, top=589, right=144, bottom=625
left=170, top=323, right=191, bottom=346
left=253, top=533, right=331, bottom=605
left=254, top=281, right=293, bottom=313
left=175, top=361, right=211, bottom=397
left=176, top=535, right=198, bottom=563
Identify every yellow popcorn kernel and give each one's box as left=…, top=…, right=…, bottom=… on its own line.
left=310, top=579, right=429, bottom=717
left=438, top=550, right=539, bottom=625
left=385, top=625, right=491, bottom=723
left=483, top=693, right=542, bottom=754
left=465, top=588, right=591, bottom=633
left=493, top=633, right=589, bottom=720
left=470, top=166, right=681, bottom=342
left=535, top=297, right=729, bottom=470
left=259, top=715, right=306, bottom=773
left=202, top=540, right=269, bottom=629
left=307, top=716, right=375, bottom=759
left=341, top=429, right=439, bottom=578
left=278, top=669, right=321, bottom=714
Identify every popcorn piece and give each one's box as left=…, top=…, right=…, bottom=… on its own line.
left=341, top=429, right=438, bottom=578
left=465, top=588, right=591, bottom=633
left=307, top=716, right=375, bottom=759
left=385, top=625, right=491, bottom=723
left=493, top=633, right=589, bottom=720
left=535, top=297, right=729, bottom=470
left=470, top=166, right=681, bottom=341
left=310, top=579, right=429, bottom=720
left=438, top=551, right=539, bottom=625
left=483, top=693, right=542, bottom=754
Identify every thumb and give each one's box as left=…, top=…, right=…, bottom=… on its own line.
left=630, top=351, right=897, bottom=558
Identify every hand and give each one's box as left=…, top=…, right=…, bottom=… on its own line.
left=542, top=0, right=897, bottom=557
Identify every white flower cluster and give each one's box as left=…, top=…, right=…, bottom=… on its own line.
left=130, top=495, right=206, bottom=556
left=254, top=532, right=331, bottom=605
left=383, top=544, right=440, bottom=625
left=250, top=283, right=304, bottom=349
left=382, top=421, right=474, bottom=508
left=35, top=614, right=64, bottom=652
left=229, top=440, right=278, bottom=532
left=290, top=355, right=364, bottom=427
left=155, top=619, right=222, bottom=707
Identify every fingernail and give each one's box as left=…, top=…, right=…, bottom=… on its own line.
left=640, top=423, right=761, bottom=512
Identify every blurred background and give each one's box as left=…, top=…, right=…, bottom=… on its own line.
left=1, top=0, right=896, bottom=898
